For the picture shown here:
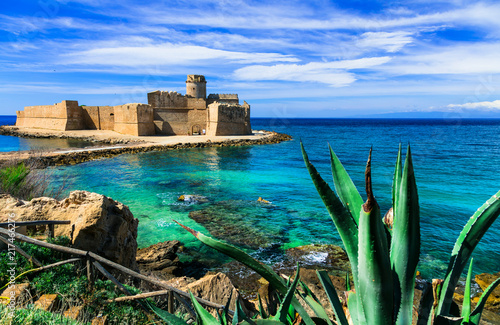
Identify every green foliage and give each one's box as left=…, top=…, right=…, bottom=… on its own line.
left=0, top=162, right=30, bottom=198
left=86, top=279, right=148, bottom=325
left=0, top=303, right=84, bottom=325
left=301, top=143, right=500, bottom=325
left=32, top=264, right=87, bottom=296
left=0, top=236, right=72, bottom=287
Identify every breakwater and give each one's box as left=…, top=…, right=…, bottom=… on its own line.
left=0, top=129, right=292, bottom=167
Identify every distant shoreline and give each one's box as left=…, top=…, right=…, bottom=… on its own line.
left=0, top=126, right=292, bottom=167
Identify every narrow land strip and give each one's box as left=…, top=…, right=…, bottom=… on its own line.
left=0, top=126, right=292, bottom=167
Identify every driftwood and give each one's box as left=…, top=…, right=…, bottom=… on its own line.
left=0, top=227, right=232, bottom=314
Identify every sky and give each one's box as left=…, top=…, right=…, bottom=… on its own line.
left=1, top=0, right=500, bottom=117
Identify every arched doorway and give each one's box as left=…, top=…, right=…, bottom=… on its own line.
left=192, top=125, right=201, bottom=135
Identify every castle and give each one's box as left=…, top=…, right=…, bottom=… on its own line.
left=15, top=75, right=252, bottom=137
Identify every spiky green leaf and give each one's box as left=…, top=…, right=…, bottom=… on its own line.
left=176, top=221, right=315, bottom=325
left=469, top=275, right=500, bottom=325
left=462, top=259, right=474, bottom=323
left=357, top=149, right=393, bottom=325
left=437, top=190, right=500, bottom=316
left=391, top=145, right=420, bottom=325
left=146, top=301, right=189, bottom=325
left=275, top=266, right=300, bottom=324
left=301, top=143, right=360, bottom=287
left=329, top=144, right=364, bottom=225
left=317, top=270, right=349, bottom=325
left=189, top=291, right=221, bottom=325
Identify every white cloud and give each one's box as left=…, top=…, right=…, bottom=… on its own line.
left=382, top=43, right=500, bottom=75
left=356, top=32, right=414, bottom=53
left=234, top=57, right=391, bottom=87
left=62, top=44, right=299, bottom=66
left=448, top=100, right=500, bottom=110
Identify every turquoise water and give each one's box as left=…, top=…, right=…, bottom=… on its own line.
left=38, top=118, right=500, bottom=278
left=0, top=116, right=95, bottom=152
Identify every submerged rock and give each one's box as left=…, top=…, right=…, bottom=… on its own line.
left=178, top=194, right=209, bottom=203
left=188, top=200, right=284, bottom=249
left=0, top=191, right=138, bottom=270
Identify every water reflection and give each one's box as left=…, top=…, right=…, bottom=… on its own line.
left=0, top=135, right=95, bottom=152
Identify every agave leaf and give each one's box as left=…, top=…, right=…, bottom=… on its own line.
left=345, top=272, right=351, bottom=291
left=357, top=149, right=393, bottom=325
left=299, top=280, right=332, bottom=325
left=189, top=291, right=221, bottom=325
left=175, top=221, right=315, bottom=325
left=275, top=266, right=301, bottom=324
left=241, top=320, right=285, bottom=325
left=391, top=145, right=420, bottom=325
left=346, top=290, right=365, bottom=325
left=257, top=293, right=268, bottom=319
left=317, top=270, right=349, bottom=325
left=461, top=259, right=473, bottom=323
left=469, top=275, right=500, bottom=325
left=392, top=143, right=403, bottom=212
left=328, top=144, right=364, bottom=225
left=437, top=190, right=500, bottom=316
left=145, top=301, right=188, bottom=325
left=301, top=143, right=360, bottom=287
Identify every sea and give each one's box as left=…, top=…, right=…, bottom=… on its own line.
left=1, top=115, right=500, bottom=279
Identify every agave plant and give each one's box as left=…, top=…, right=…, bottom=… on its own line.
left=172, top=144, right=500, bottom=325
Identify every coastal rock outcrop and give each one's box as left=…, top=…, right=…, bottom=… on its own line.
left=0, top=191, right=138, bottom=270
left=475, top=272, right=500, bottom=312
left=136, top=240, right=182, bottom=280
left=166, top=272, right=255, bottom=316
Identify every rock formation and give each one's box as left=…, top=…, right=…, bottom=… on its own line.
left=0, top=191, right=138, bottom=270
left=136, top=240, right=183, bottom=280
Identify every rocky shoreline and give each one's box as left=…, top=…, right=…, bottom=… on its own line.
left=0, top=125, right=140, bottom=145
left=0, top=126, right=292, bottom=167
left=1, top=191, right=499, bottom=323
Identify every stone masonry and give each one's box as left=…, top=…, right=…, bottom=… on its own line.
left=15, top=75, right=251, bottom=137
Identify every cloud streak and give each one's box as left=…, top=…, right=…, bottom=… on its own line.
left=234, top=57, right=391, bottom=86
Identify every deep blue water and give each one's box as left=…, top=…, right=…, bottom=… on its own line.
left=3, top=116, right=500, bottom=278
left=0, top=115, right=94, bottom=151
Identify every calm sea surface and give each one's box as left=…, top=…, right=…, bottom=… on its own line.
left=2, top=116, right=500, bottom=278
left=0, top=116, right=94, bottom=151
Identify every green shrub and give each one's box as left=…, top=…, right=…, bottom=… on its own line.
left=0, top=303, right=85, bottom=325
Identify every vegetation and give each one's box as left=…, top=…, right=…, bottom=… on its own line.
left=0, top=304, right=82, bottom=325
left=0, top=237, right=151, bottom=324
left=171, top=144, right=500, bottom=325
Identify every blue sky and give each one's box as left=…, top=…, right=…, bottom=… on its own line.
left=1, top=0, right=500, bottom=117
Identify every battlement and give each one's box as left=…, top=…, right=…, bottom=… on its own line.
left=186, top=75, right=206, bottom=83
left=207, top=93, right=239, bottom=105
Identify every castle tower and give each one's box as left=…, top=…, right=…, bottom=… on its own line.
left=185, top=75, right=207, bottom=99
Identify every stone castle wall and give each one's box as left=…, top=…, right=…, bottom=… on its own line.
left=153, top=108, right=206, bottom=135
left=148, top=91, right=187, bottom=108
left=81, top=106, right=115, bottom=130
left=207, top=94, right=239, bottom=105
left=114, top=104, right=155, bottom=136
left=16, top=100, right=84, bottom=131
left=206, top=102, right=251, bottom=136
left=14, top=75, right=251, bottom=137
